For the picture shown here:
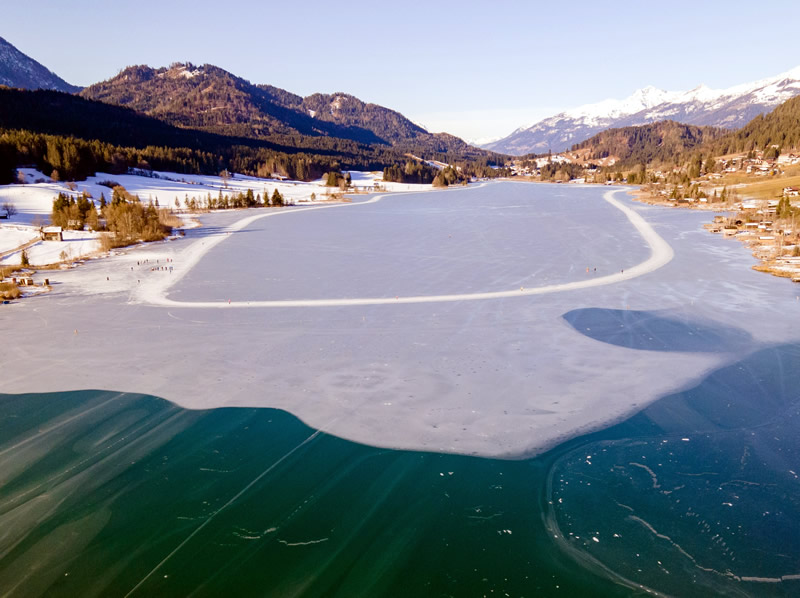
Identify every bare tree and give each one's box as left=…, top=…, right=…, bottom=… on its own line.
left=2, top=201, right=17, bottom=218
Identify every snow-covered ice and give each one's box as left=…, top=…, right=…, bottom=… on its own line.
left=3, top=182, right=799, bottom=459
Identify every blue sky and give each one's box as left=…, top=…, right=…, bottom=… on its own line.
left=6, top=0, right=800, bottom=142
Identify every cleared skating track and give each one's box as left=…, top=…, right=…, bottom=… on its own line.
left=137, top=188, right=673, bottom=308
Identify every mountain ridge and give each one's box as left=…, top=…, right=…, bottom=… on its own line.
left=79, top=63, right=485, bottom=158
left=485, top=66, right=800, bottom=156
left=0, top=36, right=80, bottom=93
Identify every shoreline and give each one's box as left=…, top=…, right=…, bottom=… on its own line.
left=627, top=186, right=800, bottom=284
left=0, top=186, right=426, bottom=301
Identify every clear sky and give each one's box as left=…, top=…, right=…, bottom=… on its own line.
left=6, top=0, right=800, bottom=143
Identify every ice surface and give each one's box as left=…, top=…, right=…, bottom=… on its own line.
left=3, top=182, right=799, bottom=458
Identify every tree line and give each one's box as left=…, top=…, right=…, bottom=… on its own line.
left=0, top=128, right=373, bottom=184
left=50, top=188, right=170, bottom=247
left=382, top=161, right=436, bottom=184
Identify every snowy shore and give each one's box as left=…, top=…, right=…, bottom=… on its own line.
left=0, top=168, right=433, bottom=267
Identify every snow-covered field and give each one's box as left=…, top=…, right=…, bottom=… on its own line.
left=0, top=168, right=432, bottom=265
left=2, top=168, right=431, bottom=223
left=0, top=224, right=39, bottom=255
left=1, top=229, right=103, bottom=267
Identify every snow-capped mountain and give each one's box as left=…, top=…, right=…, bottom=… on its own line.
left=484, top=67, right=800, bottom=155
left=0, top=36, right=80, bottom=93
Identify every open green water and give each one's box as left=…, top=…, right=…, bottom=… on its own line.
left=3, top=343, right=799, bottom=597
left=0, top=390, right=621, bottom=597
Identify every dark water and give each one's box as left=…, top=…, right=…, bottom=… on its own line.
left=2, top=339, right=799, bottom=597
left=549, top=342, right=800, bottom=597
left=0, top=390, right=621, bottom=597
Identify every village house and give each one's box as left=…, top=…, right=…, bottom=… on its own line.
left=783, top=186, right=800, bottom=197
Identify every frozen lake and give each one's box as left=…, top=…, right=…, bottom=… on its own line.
left=3, top=181, right=800, bottom=458
left=3, top=181, right=800, bottom=596
left=170, top=183, right=651, bottom=302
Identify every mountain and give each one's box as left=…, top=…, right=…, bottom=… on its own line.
left=0, top=84, right=435, bottom=168
left=0, top=36, right=80, bottom=93
left=710, top=93, right=800, bottom=156
left=0, top=87, right=246, bottom=151
left=0, top=86, right=410, bottom=183
left=572, top=121, right=725, bottom=169
left=80, top=63, right=485, bottom=157
left=485, top=66, right=800, bottom=156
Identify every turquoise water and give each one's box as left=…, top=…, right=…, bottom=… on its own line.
left=0, top=390, right=622, bottom=597
left=3, top=341, right=799, bottom=597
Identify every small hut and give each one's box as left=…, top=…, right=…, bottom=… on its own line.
left=41, top=226, right=63, bottom=242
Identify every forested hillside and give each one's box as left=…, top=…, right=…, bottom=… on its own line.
left=0, top=87, right=507, bottom=185
left=709, top=95, right=800, bottom=155
left=80, top=64, right=382, bottom=143
left=79, top=63, right=490, bottom=160
left=0, top=87, right=230, bottom=150
left=571, top=121, right=725, bottom=168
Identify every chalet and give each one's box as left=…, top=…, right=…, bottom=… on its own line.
left=41, top=226, right=63, bottom=241
left=783, top=186, right=800, bottom=197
